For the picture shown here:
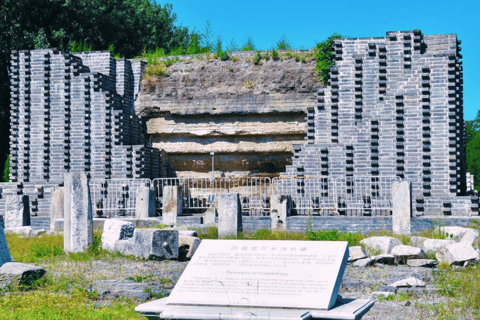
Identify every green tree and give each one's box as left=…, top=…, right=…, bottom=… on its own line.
left=0, top=0, right=201, bottom=177
left=314, top=33, right=344, bottom=85
left=466, top=111, right=480, bottom=192
left=226, top=37, right=239, bottom=52
left=202, top=20, right=214, bottom=53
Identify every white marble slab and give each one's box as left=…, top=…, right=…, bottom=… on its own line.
left=135, top=297, right=374, bottom=320
left=167, top=240, right=349, bottom=310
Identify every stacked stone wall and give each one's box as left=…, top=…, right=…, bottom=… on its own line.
left=3, top=49, right=164, bottom=221
left=283, top=30, right=478, bottom=216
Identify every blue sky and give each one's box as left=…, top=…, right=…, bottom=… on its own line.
left=161, top=0, right=479, bottom=120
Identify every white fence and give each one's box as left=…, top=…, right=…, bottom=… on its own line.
left=90, top=176, right=400, bottom=217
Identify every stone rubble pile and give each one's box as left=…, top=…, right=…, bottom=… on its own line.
left=100, top=219, right=201, bottom=261
left=351, top=226, right=480, bottom=267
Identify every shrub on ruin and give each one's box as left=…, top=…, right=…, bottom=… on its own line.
left=276, top=34, right=292, bottom=50
left=314, top=33, right=344, bottom=85
left=271, top=49, right=279, bottom=60
left=253, top=51, right=262, bottom=65
left=3, top=155, right=9, bottom=182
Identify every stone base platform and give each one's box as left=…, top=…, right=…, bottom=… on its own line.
left=135, top=297, right=374, bottom=320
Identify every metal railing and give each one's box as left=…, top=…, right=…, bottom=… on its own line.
left=152, top=177, right=272, bottom=216
left=272, top=177, right=337, bottom=215
left=90, top=176, right=399, bottom=217
left=90, top=178, right=151, bottom=218
left=272, top=176, right=401, bottom=216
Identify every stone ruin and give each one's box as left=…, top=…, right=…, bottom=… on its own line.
left=0, top=29, right=478, bottom=229
left=280, top=30, right=477, bottom=216
left=0, top=49, right=167, bottom=228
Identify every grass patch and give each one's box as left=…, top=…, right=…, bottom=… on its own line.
left=0, top=291, right=141, bottom=319
left=431, top=265, right=480, bottom=318
left=6, top=232, right=64, bottom=263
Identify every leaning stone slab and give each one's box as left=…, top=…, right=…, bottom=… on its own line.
left=0, top=226, right=12, bottom=267
left=421, top=239, right=456, bottom=252
left=178, top=236, right=201, bottom=260
left=391, top=245, right=426, bottom=264
left=0, top=262, right=46, bottom=289
left=407, top=259, right=438, bottom=267
left=5, top=195, right=30, bottom=228
left=436, top=242, right=480, bottom=265
left=441, top=226, right=479, bottom=245
left=101, top=219, right=135, bottom=251
left=348, top=246, right=368, bottom=262
left=64, top=172, right=93, bottom=253
left=389, top=277, right=425, bottom=288
left=114, top=229, right=179, bottom=260
left=352, top=257, right=374, bottom=267
left=360, top=236, right=402, bottom=254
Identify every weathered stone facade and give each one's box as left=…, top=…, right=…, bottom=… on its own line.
left=0, top=49, right=166, bottom=225
left=136, top=54, right=316, bottom=177
left=281, top=30, right=478, bottom=216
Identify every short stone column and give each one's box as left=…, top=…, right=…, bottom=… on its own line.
left=0, top=224, right=12, bottom=267
left=50, top=187, right=64, bottom=231
left=5, top=195, right=30, bottom=228
left=135, top=187, right=156, bottom=218
left=392, top=180, right=412, bottom=235
left=64, top=172, right=93, bottom=253
left=217, top=193, right=242, bottom=238
left=203, top=204, right=216, bottom=225
left=270, top=194, right=289, bottom=231
left=163, top=185, right=183, bottom=226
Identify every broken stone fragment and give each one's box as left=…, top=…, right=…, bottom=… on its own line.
left=0, top=262, right=46, bottom=289
left=101, top=219, right=135, bottom=251
left=440, top=226, right=479, bottom=246
left=391, top=245, right=426, bottom=263
left=421, top=239, right=456, bottom=252
left=436, top=242, right=480, bottom=265
left=389, top=277, right=425, bottom=288
left=348, top=246, right=368, bottom=262
left=114, top=228, right=178, bottom=260
left=178, top=236, right=201, bottom=260
left=406, top=259, right=438, bottom=268
left=360, top=236, right=402, bottom=254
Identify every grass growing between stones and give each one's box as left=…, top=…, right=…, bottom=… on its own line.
left=0, top=291, right=140, bottom=319
left=196, top=226, right=364, bottom=246
left=2, top=231, right=149, bottom=319
left=427, top=265, right=480, bottom=319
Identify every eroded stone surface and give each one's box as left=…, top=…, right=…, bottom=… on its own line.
left=360, top=236, right=402, bottom=254
left=440, top=226, right=479, bottom=245
left=436, top=242, right=480, bottom=265
left=406, top=259, right=438, bottom=267
left=101, top=219, right=135, bottom=251
left=389, top=277, right=425, bottom=288
left=178, top=236, right=201, bottom=260
left=391, top=245, right=426, bottom=263
left=0, top=262, right=46, bottom=288
left=348, top=246, right=368, bottom=262
left=421, top=239, right=456, bottom=252
left=114, top=229, right=179, bottom=260
left=0, top=226, right=12, bottom=267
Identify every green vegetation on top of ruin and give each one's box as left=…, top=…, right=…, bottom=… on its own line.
left=139, top=31, right=341, bottom=87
